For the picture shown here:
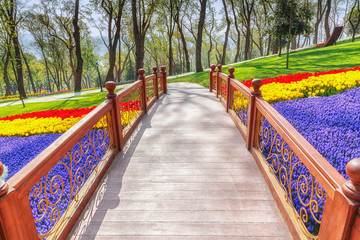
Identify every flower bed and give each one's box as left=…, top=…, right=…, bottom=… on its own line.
left=271, top=87, right=360, bottom=179
left=243, top=66, right=360, bottom=88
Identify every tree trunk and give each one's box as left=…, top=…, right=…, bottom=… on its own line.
left=267, top=34, right=272, bottom=55
left=221, top=0, right=231, bottom=65
left=286, top=6, right=293, bottom=69
left=230, top=0, right=241, bottom=62
left=3, top=51, right=11, bottom=96
left=169, top=33, right=174, bottom=75
left=10, top=29, right=27, bottom=98
left=73, top=0, right=83, bottom=92
left=105, top=0, right=125, bottom=82
left=244, top=24, right=252, bottom=60
left=278, top=36, right=282, bottom=57
left=176, top=23, right=191, bottom=72
left=273, top=38, right=279, bottom=54
left=21, top=49, right=37, bottom=93
left=324, top=0, right=331, bottom=39
left=195, top=0, right=208, bottom=72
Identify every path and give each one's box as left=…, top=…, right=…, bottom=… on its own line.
left=69, top=82, right=292, bottom=239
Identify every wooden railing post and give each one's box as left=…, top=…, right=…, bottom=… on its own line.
left=209, top=64, right=216, bottom=92
left=0, top=162, right=38, bottom=239
left=216, top=64, right=222, bottom=98
left=247, top=79, right=263, bottom=150
left=153, top=67, right=159, bottom=99
left=105, top=81, right=123, bottom=151
left=160, top=66, right=167, bottom=94
left=226, top=67, right=235, bottom=112
left=318, top=158, right=360, bottom=239
left=138, top=68, right=147, bottom=113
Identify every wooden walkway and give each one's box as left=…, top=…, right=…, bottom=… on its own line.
left=69, top=82, right=292, bottom=240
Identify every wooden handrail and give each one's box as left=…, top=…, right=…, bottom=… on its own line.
left=229, top=79, right=251, bottom=99
left=0, top=67, right=167, bottom=240
left=209, top=65, right=359, bottom=239
left=7, top=100, right=115, bottom=193
left=116, top=80, right=142, bottom=101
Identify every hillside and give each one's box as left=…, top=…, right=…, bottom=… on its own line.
left=169, top=37, right=360, bottom=87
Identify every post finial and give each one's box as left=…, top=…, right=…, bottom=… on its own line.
left=138, top=69, right=145, bottom=80
left=217, top=64, right=222, bottom=72
left=105, top=81, right=117, bottom=99
left=152, top=67, right=158, bottom=74
left=342, top=158, right=360, bottom=201
left=160, top=66, right=166, bottom=73
left=0, top=162, right=9, bottom=197
left=210, top=65, right=216, bottom=71
left=228, top=67, right=235, bottom=78
left=251, top=79, right=263, bottom=97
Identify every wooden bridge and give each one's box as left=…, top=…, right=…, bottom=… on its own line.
left=1, top=67, right=360, bottom=240
left=69, top=82, right=292, bottom=239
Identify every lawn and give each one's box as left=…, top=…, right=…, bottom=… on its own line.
left=0, top=89, right=121, bottom=118
left=169, top=37, right=360, bottom=87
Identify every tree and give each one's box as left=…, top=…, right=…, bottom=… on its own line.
left=229, top=0, right=242, bottom=62
left=0, top=0, right=27, bottom=98
left=195, top=0, right=208, bottom=72
left=73, top=0, right=83, bottom=91
left=98, top=0, right=126, bottom=82
left=324, top=0, right=332, bottom=39
left=131, top=0, right=157, bottom=72
left=173, top=0, right=191, bottom=72
left=313, top=0, right=327, bottom=44
left=238, top=0, right=255, bottom=60
left=272, top=0, right=312, bottom=67
left=220, top=0, right=231, bottom=65
left=347, top=0, right=360, bottom=41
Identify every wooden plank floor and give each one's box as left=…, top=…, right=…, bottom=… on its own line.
left=69, top=82, right=292, bottom=240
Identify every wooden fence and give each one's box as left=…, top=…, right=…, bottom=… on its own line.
left=0, top=67, right=167, bottom=240
left=209, top=64, right=360, bottom=240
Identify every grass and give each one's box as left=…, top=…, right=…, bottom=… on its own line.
left=0, top=89, right=120, bottom=118
left=169, top=37, right=360, bottom=88
left=1, top=38, right=359, bottom=118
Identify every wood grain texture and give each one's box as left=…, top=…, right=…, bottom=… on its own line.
left=69, top=82, right=292, bottom=240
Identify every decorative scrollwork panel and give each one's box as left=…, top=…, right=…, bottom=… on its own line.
left=29, top=114, right=113, bottom=239
left=231, top=88, right=249, bottom=130
left=257, top=114, right=326, bottom=239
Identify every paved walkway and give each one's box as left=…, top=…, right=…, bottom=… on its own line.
left=69, top=82, right=292, bottom=240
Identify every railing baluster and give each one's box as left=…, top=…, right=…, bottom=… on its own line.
left=247, top=79, right=263, bottom=150
left=138, top=69, right=147, bottom=113
left=318, top=158, right=360, bottom=239
left=226, top=67, right=235, bottom=112
left=153, top=67, right=159, bottom=99
left=216, top=64, right=222, bottom=98
left=0, top=161, right=38, bottom=239
left=160, top=66, right=167, bottom=94
left=105, top=81, right=123, bottom=150
left=209, top=65, right=216, bottom=92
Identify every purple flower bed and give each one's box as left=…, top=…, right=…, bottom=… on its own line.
left=29, top=129, right=110, bottom=237
left=260, top=87, right=360, bottom=236
left=0, top=134, right=62, bottom=180
left=259, top=118, right=325, bottom=236
left=271, top=87, right=360, bottom=179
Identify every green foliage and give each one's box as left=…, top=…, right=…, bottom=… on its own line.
left=169, top=37, right=360, bottom=87
left=272, top=0, right=313, bottom=38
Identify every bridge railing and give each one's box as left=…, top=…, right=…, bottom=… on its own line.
left=210, top=64, right=360, bottom=240
left=0, top=67, right=167, bottom=240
